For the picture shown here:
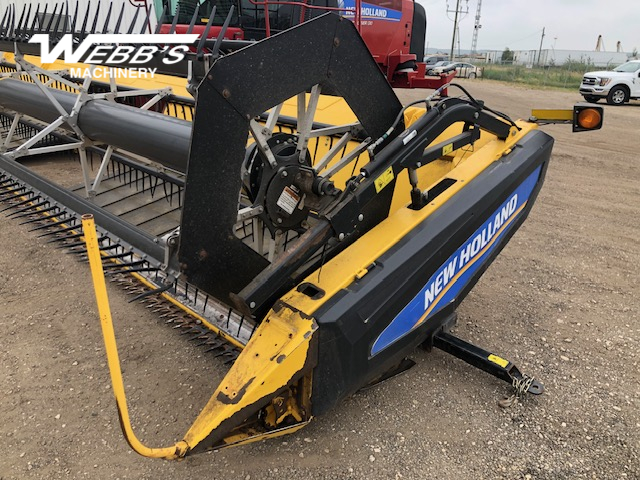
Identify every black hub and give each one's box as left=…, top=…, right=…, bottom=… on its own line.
left=243, top=133, right=314, bottom=234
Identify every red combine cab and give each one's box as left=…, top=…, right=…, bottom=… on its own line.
left=158, top=0, right=454, bottom=91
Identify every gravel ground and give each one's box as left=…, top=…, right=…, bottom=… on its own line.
left=1, top=79, right=638, bottom=479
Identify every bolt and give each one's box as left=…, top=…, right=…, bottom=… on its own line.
left=474, top=112, right=479, bottom=119
left=281, top=171, right=288, bottom=178
left=250, top=302, right=256, bottom=308
left=416, top=162, right=422, bottom=168
left=277, top=218, right=283, bottom=224
left=222, top=88, right=231, bottom=99
left=338, top=233, right=345, bottom=241
left=358, top=214, right=364, bottom=222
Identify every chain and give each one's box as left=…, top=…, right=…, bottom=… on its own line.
left=498, top=373, right=535, bottom=408
left=512, top=373, right=535, bottom=397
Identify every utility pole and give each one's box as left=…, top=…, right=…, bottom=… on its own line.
left=537, top=27, right=546, bottom=66
left=447, top=0, right=468, bottom=61
left=449, top=0, right=461, bottom=62
left=470, top=0, right=482, bottom=55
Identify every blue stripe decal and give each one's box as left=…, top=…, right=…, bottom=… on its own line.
left=371, top=166, right=542, bottom=356
left=340, top=0, right=402, bottom=22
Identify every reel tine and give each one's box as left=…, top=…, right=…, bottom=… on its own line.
left=126, top=2, right=140, bottom=34
left=139, top=2, right=152, bottom=34
left=79, top=1, right=90, bottom=39
left=90, top=0, right=100, bottom=34
left=29, top=3, right=40, bottom=37
left=45, top=3, right=58, bottom=34
left=113, top=1, right=125, bottom=34
left=186, top=0, right=201, bottom=35
left=70, top=0, right=78, bottom=35
left=196, top=5, right=216, bottom=57
left=22, top=3, right=33, bottom=39
left=38, top=3, right=49, bottom=35
left=53, top=2, right=64, bottom=37
left=4, top=4, right=10, bottom=37
left=154, top=2, right=167, bottom=34
left=101, top=1, right=112, bottom=34
left=1, top=7, right=9, bottom=37
left=9, top=4, right=15, bottom=37
left=168, top=1, right=180, bottom=34
left=15, top=3, right=27, bottom=36
left=60, top=0, right=69, bottom=36
left=211, top=5, right=234, bottom=58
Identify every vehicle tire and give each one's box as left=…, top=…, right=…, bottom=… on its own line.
left=583, top=95, right=600, bottom=103
left=468, top=72, right=476, bottom=79
left=427, top=69, right=435, bottom=75
left=606, top=86, right=629, bottom=105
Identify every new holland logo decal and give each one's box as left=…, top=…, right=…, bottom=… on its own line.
left=371, top=166, right=542, bottom=356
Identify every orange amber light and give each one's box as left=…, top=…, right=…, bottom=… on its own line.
left=577, top=108, right=602, bottom=129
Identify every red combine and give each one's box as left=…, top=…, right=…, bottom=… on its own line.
left=158, top=0, right=454, bottom=91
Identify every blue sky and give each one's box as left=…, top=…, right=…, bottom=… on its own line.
left=417, top=0, right=639, bottom=53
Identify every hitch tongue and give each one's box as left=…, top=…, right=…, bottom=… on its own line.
left=432, top=331, right=544, bottom=397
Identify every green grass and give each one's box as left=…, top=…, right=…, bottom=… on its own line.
left=480, top=64, right=588, bottom=90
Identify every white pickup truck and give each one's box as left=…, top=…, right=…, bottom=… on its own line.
left=580, top=60, right=640, bottom=105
